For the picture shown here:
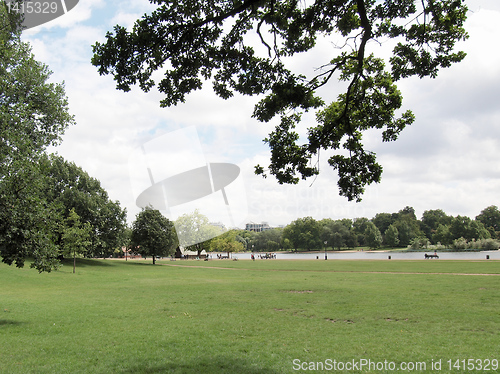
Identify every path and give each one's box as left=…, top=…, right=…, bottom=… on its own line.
left=163, top=263, right=500, bottom=276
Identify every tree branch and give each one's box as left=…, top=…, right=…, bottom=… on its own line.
left=189, top=0, right=263, bottom=28
left=356, top=0, right=372, bottom=71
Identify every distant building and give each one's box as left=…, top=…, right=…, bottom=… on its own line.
left=210, top=221, right=226, bottom=230
left=245, top=222, right=271, bottom=232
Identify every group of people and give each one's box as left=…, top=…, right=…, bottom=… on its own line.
left=251, top=253, right=276, bottom=260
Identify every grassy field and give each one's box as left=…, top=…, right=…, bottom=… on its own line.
left=1, top=258, right=499, bottom=373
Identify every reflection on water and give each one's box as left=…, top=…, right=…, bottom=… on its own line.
left=227, top=251, right=500, bottom=260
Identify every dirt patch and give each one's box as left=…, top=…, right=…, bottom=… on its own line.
left=286, top=290, right=314, bottom=294
left=385, top=318, right=409, bottom=322
left=325, top=318, right=355, bottom=324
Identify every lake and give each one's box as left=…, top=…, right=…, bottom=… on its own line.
left=222, top=251, right=500, bottom=261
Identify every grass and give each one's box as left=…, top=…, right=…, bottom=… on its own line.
left=1, top=258, right=499, bottom=373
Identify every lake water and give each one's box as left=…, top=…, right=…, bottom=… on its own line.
left=221, top=251, right=500, bottom=261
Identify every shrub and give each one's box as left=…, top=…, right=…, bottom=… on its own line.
left=452, top=237, right=468, bottom=251
left=479, top=238, right=500, bottom=250
left=409, top=237, right=430, bottom=250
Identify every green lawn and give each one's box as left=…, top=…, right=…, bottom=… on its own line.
left=1, top=258, right=499, bottom=373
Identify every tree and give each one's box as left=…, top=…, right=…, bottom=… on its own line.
left=398, top=206, right=418, bottom=221
left=394, top=219, right=412, bottom=247
left=131, top=208, right=177, bottom=264
left=372, top=213, right=396, bottom=237
left=234, top=229, right=255, bottom=252
left=364, top=221, right=382, bottom=249
left=283, top=217, right=321, bottom=251
left=353, top=217, right=371, bottom=246
left=0, top=162, right=62, bottom=272
left=393, top=208, right=423, bottom=246
left=92, top=0, right=468, bottom=201
left=319, top=218, right=353, bottom=250
left=61, top=209, right=92, bottom=273
left=41, top=154, right=127, bottom=259
left=450, top=215, right=490, bottom=242
left=421, top=209, right=452, bottom=242
left=251, top=228, right=283, bottom=252
left=209, top=230, right=245, bottom=257
left=0, top=5, right=75, bottom=272
left=476, top=206, right=500, bottom=239
left=384, top=224, right=400, bottom=248
left=433, top=224, right=452, bottom=246
left=174, top=209, right=224, bottom=256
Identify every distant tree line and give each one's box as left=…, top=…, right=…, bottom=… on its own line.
left=228, top=206, right=500, bottom=252
left=124, top=204, right=500, bottom=262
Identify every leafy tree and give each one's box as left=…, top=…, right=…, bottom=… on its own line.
left=476, top=206, right=500, bottom=239
left=320, top=225, right=333, bottom=247
left=398, top=206, right=418, bottom=221
left=372, top=213, right=396, bottom=237
left=61, top=209, right=92, bottom=273
left=353, top=217, right=370, bottom=234
left=209, top=230, right=245, bottom=257
left=282, top=238, right=293, bottom=251
left=319, top=218, right=353, bottom=250
left=433, top=223, right=452, bottom=245
left=283, top=217, right=321, bottom=251
left=384, top=224, right=399, bottom=248
left=42, top=154, right=127, bottom=259
left=174, top=209, right=224, bottom=256
left=353, top=217, right=371, bottom=246
left=235, top=229, right=255, bottom=251
left=393, top=208, right=423, bottom=246
left=131, top=208, right=177, bottom=264
left=343, top=230, right=358, bottom=249
left=251, top=228, right=283, bottom=252
left=0, top=162, right=62, bottom=272
left=364, top=221, right=382, bottom=249
left=420, top=209, right=453, bottom=242
left=92, top=0, right=468, bottom=201
left=331, top=232, right=344, bottom=251
left=394, top=219, right=412, bottom=247
left=450, top=215, right=490, bottom=242
left=0, top=5, right=75, bottom=271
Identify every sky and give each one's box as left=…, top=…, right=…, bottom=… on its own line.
left=19, top=0, right=500, bottom=228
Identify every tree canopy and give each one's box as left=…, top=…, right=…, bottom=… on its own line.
left=283, top=216, right=321, bottom=250
left=41, top=154, right=128, bottom=259
left=174, top=209, right=224, bottom=253
left=92, top=0, right=468, bottom=201
left=131, top=207, right=178, bottom=264
left=0, top=5, right=75, bottom=271
left=217, top=205, right=499, bottom=253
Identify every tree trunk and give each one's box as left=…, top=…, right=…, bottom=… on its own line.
left=73, top=250, right=76, bottom=273
left=153, top=255, right=156, bottom=265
